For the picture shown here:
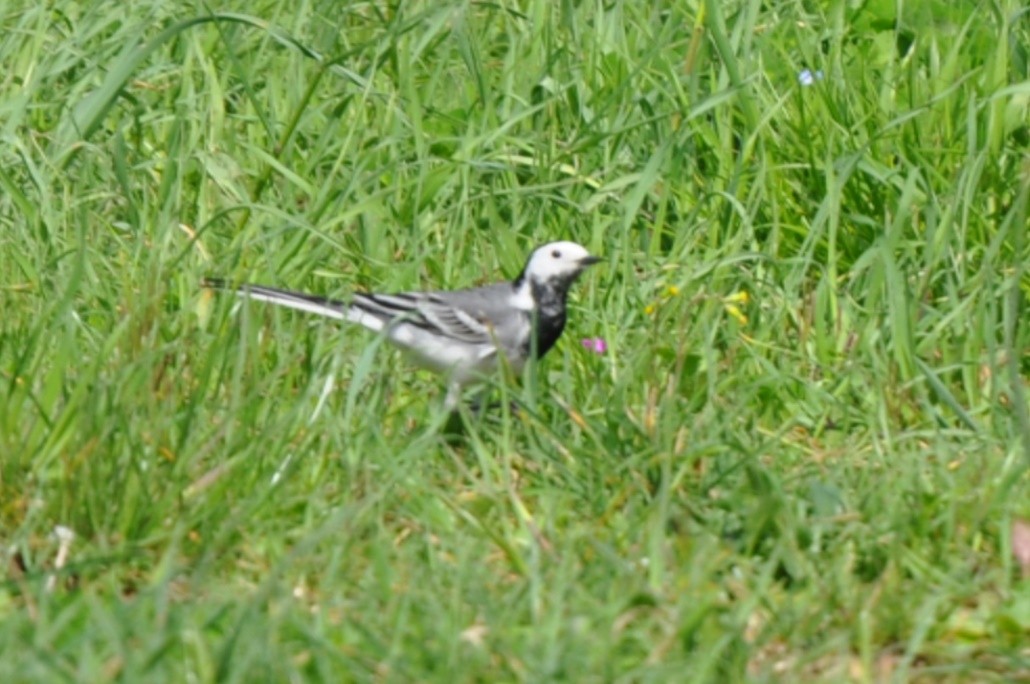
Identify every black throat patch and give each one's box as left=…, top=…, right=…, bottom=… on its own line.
left=522, top=277, right=574, bottom=360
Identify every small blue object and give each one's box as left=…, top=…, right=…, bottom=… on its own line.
left=798, top=69, right=824, bottom=86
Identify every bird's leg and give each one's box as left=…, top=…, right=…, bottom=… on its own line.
left=443, top=382, right=463, bottom=412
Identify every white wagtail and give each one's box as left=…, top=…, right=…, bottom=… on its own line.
left=203, top=241, right=600, bottom=408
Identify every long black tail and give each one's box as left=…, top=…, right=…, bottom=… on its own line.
left=202, top=278, right=350, bottom=321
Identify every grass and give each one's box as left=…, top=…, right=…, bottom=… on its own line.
left=2, top=0, right=1029, bottom=680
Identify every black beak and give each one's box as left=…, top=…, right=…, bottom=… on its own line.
left=580, top=255, right=602, bottom=267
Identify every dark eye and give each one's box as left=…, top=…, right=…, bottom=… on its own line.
left=551, top=249, right=562, bottom=258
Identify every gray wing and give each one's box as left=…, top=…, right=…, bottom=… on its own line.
left=352, top=283, right=529, bottom=349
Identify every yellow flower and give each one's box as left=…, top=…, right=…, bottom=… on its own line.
left=724, top=290, right=750, bottom=305
left=644, top=303, right=656, bottom=315
left=724, top=304, right=748, bottom=325
left=666, top=285, right=681, bottom=297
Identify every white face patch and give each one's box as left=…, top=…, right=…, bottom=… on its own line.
left=510, top=278, right=535, bottom=311
left=522, top=241, right=596, bottom=284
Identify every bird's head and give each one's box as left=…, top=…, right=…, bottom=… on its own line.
left=519, top=241, right=601, bottom=289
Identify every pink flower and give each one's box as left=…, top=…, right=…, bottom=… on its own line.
left=581, top=337, right=608, bottom=355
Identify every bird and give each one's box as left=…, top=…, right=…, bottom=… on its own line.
left=203, top=241, right=601, bottom=409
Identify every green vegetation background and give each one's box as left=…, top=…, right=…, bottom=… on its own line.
left=1, top=0, right=1029, bottom=680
